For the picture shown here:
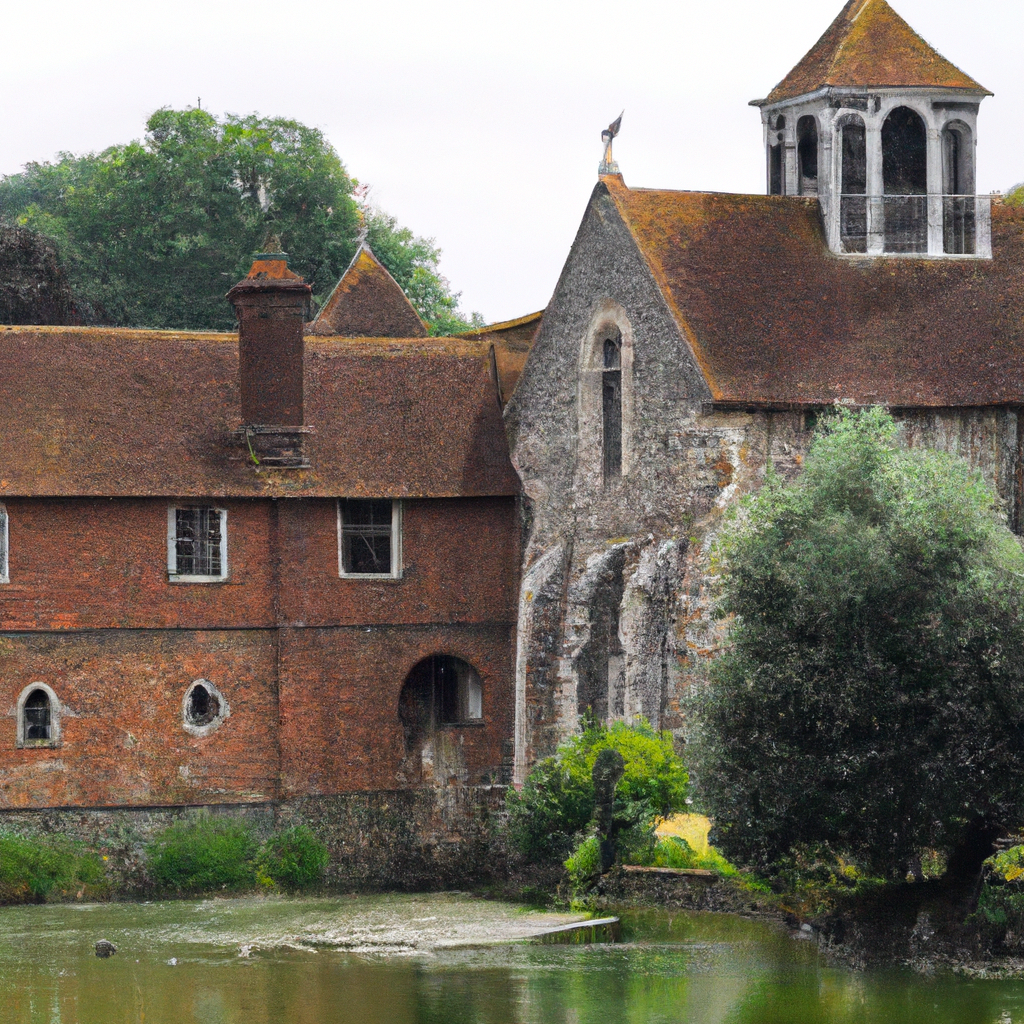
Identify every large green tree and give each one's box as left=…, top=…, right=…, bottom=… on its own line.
left=689, top=408, right=1024, bottom=879
left=0, top=108, right=479, bottom=333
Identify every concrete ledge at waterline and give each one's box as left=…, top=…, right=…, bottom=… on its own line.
left=533, top=917, right=621, bottom=944
left=622, top=866, right=717, bottom=878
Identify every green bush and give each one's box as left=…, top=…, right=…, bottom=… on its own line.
left=256, top=826, right=328, bottom=891
left=633, top=835, right=739, bottom=877
left=977, top=845, right=1024, bottom=929
left=0, top=833, right=109, bottom=903
left=507, top=718, right=688, bottom=864
left=146, top=817, right=258, bottom=893
left=564, top=835, right=602, bottom=893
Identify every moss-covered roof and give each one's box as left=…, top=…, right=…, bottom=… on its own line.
left=762, top=0, right=989, bottom=106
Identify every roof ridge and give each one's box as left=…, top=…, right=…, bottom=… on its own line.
left=599, top=179, right=723, bottom=400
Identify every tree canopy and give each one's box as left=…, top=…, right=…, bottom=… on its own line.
left=689, top=408, right=1024, bottom=879
left=0, top=107, right=481, bottom=334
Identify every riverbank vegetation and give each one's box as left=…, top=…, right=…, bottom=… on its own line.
left=0, top=819, right=328, bottom=903
left=0, top=833, right=109, bottom=903
left=147, top=819, right=329, bottom=895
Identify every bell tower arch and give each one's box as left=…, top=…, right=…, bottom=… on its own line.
left=752, top=0, right=992, bottom=258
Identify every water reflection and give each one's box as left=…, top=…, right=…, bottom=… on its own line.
left=1, top=897, right=1024, bottom=1023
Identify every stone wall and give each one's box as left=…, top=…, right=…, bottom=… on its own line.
left=0, top=785, right=507, bottom=892
left=505, top=181, right=1024, bottom=780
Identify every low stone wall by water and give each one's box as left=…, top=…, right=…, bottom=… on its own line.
left=593, top=866, right=773, bottom=916
left=0, top=785, right=508, bottom=893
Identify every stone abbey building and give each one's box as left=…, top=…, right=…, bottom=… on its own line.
left=2, top=0, right=1023, bottom=830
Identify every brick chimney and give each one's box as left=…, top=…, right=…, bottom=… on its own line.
left=227, top=247, right=312, bottom=468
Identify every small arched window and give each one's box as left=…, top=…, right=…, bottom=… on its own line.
left=0, top=504, right=8, bottom=584
left=602, top=332, right=622, bottom=482
left=16, top=683, right=60, bottom=748
left=182, top=679, right=229, bottom=737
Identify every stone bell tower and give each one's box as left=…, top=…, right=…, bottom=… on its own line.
left=752, top=0, right=992, bottom=258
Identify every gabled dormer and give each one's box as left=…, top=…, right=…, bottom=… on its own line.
left=752, top=0, right=992, bottom=258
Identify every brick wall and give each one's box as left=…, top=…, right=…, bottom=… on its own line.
left=0, top=496, right=519, bottom=808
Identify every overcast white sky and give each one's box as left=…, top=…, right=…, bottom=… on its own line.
left=1, top=0, right=1020, bottom=323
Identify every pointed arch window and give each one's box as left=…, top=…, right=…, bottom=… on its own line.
left=579, top=309, right=633, bottom=488
left=602, top=333, right=623, bottom=481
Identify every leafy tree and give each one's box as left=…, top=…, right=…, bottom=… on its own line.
left=1007, top=183, right=1024, bottom=208
left=0, top=108, right=480, bottom=333
left=689, top=408, right=1024, bottom=880
left=506, top=718, right=688, bottom=863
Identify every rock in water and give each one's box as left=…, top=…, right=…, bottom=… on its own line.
left=95, top=940, right=117, bottom=958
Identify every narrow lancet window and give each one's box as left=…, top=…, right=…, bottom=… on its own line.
left=602, top=333, right=622, bottom=482
left=840, top=118, right=867, bottom=253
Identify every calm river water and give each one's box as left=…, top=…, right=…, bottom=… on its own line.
left=1, top=894, right=1022, bottom=1024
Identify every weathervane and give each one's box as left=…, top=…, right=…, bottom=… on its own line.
left=599, top=112, right=623, bottom=176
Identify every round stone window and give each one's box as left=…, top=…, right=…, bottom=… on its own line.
left=182, top=679, right=229, bottom=737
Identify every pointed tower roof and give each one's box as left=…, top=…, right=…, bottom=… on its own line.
left=762, top=0, right=990, bottom=106
left=308, top=243, right=428, bottom=338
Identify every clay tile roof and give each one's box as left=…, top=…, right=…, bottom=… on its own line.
left=602, top=177, right=1024, bottom=408
left=307, top=243, right=427, bottom=338
left=0, top=330, right=518, bottom=498
left=762, top=0, right=989, bottom=106
left=457, top=310, right=544, bottom=405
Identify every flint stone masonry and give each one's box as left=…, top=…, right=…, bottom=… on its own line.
left=505, top=178, right=1024, bottom=782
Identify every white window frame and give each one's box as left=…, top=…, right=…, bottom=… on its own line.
left=16, top=682, right=61, bottom=749
left=0, top=504, right=8, bottom=584
left=337, top=499, right=402, bottom=580
left=167, top=506, right=229, bottom=583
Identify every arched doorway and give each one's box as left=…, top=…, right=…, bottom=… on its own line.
left=398, top=655, right=483, bottom=784
left=882, top=106, right=928, bottom=252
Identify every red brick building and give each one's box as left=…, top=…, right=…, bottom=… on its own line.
left=0, top=248, right=524, bottom=809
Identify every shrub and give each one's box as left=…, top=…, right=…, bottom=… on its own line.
left=146, top=816, right=258, bottom=893
left=564, top=835, right=601, bottom=893
left=0, top=833, right=109, bottom=903
left=507, top=718, right=688, bottom=864
left=257, top=826, right=328, bottom=890
left=977, top=845, right=1024, bottom=932
left=633, top=835, right=739, bottom=877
